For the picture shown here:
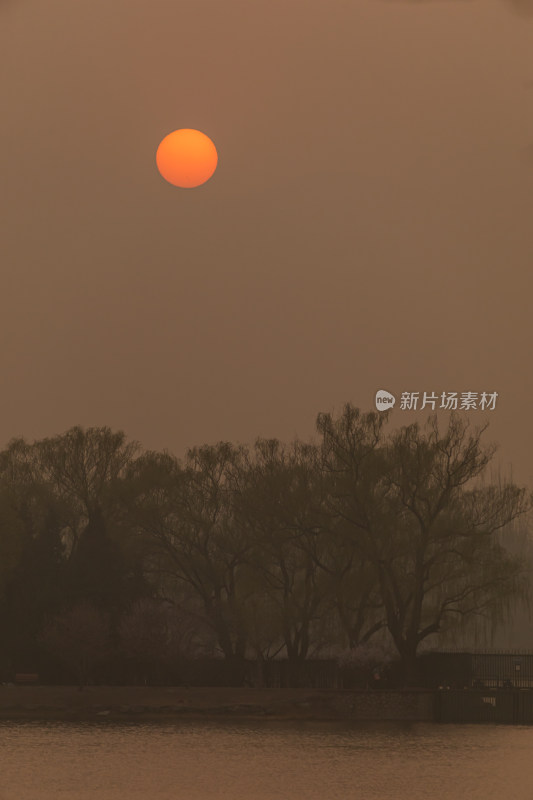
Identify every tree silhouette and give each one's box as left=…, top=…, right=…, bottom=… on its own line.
left=318, top=405, right=531, bottom=685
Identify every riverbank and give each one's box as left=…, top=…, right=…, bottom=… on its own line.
left=0, top=686, right=436, bottom=722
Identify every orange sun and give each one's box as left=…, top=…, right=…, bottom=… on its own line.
left=156, top=129, right=218, bottom=188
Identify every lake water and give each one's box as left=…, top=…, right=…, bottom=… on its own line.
left=1, top=719, right=532, bottom=799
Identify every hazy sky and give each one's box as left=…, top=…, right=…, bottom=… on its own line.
left=1, top=0, right=532, bottom=484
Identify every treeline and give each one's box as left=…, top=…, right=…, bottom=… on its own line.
left=0, top=405, right=531, bottom=687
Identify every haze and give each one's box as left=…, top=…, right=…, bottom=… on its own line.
left=1, top=0, right=532, bottom=484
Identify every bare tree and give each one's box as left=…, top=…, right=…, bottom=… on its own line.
left=36, top=426, right=140, bottom=558
left=318, top=405, right=531, bottom=685
left=121, top=443, right=254, bottom=680
left=236, top=438, right=336, bottom=682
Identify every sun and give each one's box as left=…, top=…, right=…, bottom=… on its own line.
left=156, top=129, right=218, bottom=188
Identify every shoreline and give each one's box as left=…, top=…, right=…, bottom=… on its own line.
left=0, top=686, right=435, bottom=722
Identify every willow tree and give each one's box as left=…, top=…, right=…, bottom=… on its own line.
left=317, top=405, right=531, bottom=685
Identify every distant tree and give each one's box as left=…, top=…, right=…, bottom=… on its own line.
left=36, top=427, right=144, bottom=615
left=120, top=444, right=254, bottom=681
left=40, top=601, right=111, bottom=689
left=0, top=438, right=48, bottom=601
left=118, top=596, right=206, bottom=684
left=306, top=411, right=388, bottom=651
left=36, top=425, right=140, bottom=557
left=318, top=405, right=531, bottom=685
left=0, top=438, right=67, bottom=673
left=0, top=487, right=26, bottom=604
left=66, top=505, right=131, bottom=613
left=118, top=598, right=171, bottom=684
left=236, top=438, right=336, bottom=680
left=1, top=507, right=66, bottom=670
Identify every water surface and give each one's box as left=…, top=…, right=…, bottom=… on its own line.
left=1, top=719, right=532, bottom=800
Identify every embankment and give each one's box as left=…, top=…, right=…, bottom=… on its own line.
left=0, top=686, right=436, bottom=722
